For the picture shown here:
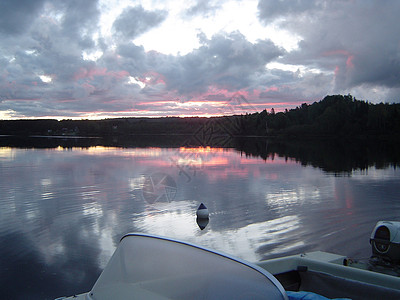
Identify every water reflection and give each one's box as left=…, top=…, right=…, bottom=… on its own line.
left=0, top=144, right=399, bottom=299
left=2, top=135, right=399, bottom=174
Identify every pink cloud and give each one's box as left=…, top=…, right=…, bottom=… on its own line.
left=324, top=49, right=354, bottom=69
left=264, top=86, right=279, bottom=92
left=204, top=86, right=253, bottom=100
left=346, top=55, right=354, bottom=68
left=74, top=67, right=106, bottom=80
left=81, top=82, right=96, bottom=94
left=205, top=86, right=231, bottom=98
left=334, top=66, right=340, bottom=76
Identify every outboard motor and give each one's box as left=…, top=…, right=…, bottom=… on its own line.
left=370, top=221, right=400, bottom=264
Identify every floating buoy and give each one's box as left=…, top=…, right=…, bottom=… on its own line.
left=196, top=217, right=209, bottom=230
left=196, top=203, right=209, bottom=219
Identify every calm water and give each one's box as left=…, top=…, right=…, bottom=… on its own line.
left=1, top=138, right=400, bottom=299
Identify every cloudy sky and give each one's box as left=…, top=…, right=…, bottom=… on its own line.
left=0, top=0, right=399, bottom=119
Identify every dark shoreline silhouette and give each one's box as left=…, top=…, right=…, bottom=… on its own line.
left=1, top=95, right=399, bottom=140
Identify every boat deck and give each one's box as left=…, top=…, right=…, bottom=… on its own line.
left=257, top=251, right=400, bottom=299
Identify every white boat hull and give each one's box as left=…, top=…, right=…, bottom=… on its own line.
left=57, top=241, right=400, bottom=300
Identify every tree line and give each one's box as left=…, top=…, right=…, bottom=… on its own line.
left=0, top=94, right=399, bottom=139
left=239, top=94, right=400, bottom=138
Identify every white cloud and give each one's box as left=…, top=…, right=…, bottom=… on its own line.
left=39, top=75, right=52, bottom=83
left=127, top=76, right=146, bottom=89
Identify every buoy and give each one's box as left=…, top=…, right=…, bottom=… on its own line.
left=196, top=203, right=209, bottom=219
left=196, top=217, right=209, bottom=230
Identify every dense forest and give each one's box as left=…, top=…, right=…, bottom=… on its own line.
left=241, top=94, right=400, bottom=138
left=0, top=95, right=399, bottom=140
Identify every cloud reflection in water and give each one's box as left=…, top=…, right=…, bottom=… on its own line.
left=0, top=145, right=400, bottom=299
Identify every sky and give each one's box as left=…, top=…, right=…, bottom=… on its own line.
left=0, top=0, right=399, bottom=119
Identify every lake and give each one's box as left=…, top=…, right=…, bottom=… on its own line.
left=1, top=136, right=400, bottom=299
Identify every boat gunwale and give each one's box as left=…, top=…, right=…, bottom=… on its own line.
left=256, top=251, right=400, bottom=291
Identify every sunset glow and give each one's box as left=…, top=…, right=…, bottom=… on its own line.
left=0, top=1, right=398, bottom=119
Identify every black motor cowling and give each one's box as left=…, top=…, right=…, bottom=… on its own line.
left=370, top=221, right=400, bottom=264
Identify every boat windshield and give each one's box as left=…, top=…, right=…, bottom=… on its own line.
left=88, top=233, right=287, bottom=300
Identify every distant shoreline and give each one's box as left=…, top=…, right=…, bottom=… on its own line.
left=1, top=95, right=399, bottom=140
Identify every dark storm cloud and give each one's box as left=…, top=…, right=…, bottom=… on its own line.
left=259, top=69, right=333, bottom=103
left=0, top=0, right=101, bottom=84
left=115, top=43, right=147, bottom=75
left=55, top=0, right=100, bottom=49
left=0, top=0, right=119, bottom=117
left=258, top=0, right=400, bottom=100
left=146, top=31, right=284, bottom=96
left=0, top=0, right=47, bottom=35
left=112, top=5, right=167, bottom=40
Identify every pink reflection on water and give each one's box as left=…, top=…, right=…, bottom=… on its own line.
left=72, top=146, right=298, bottom=183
